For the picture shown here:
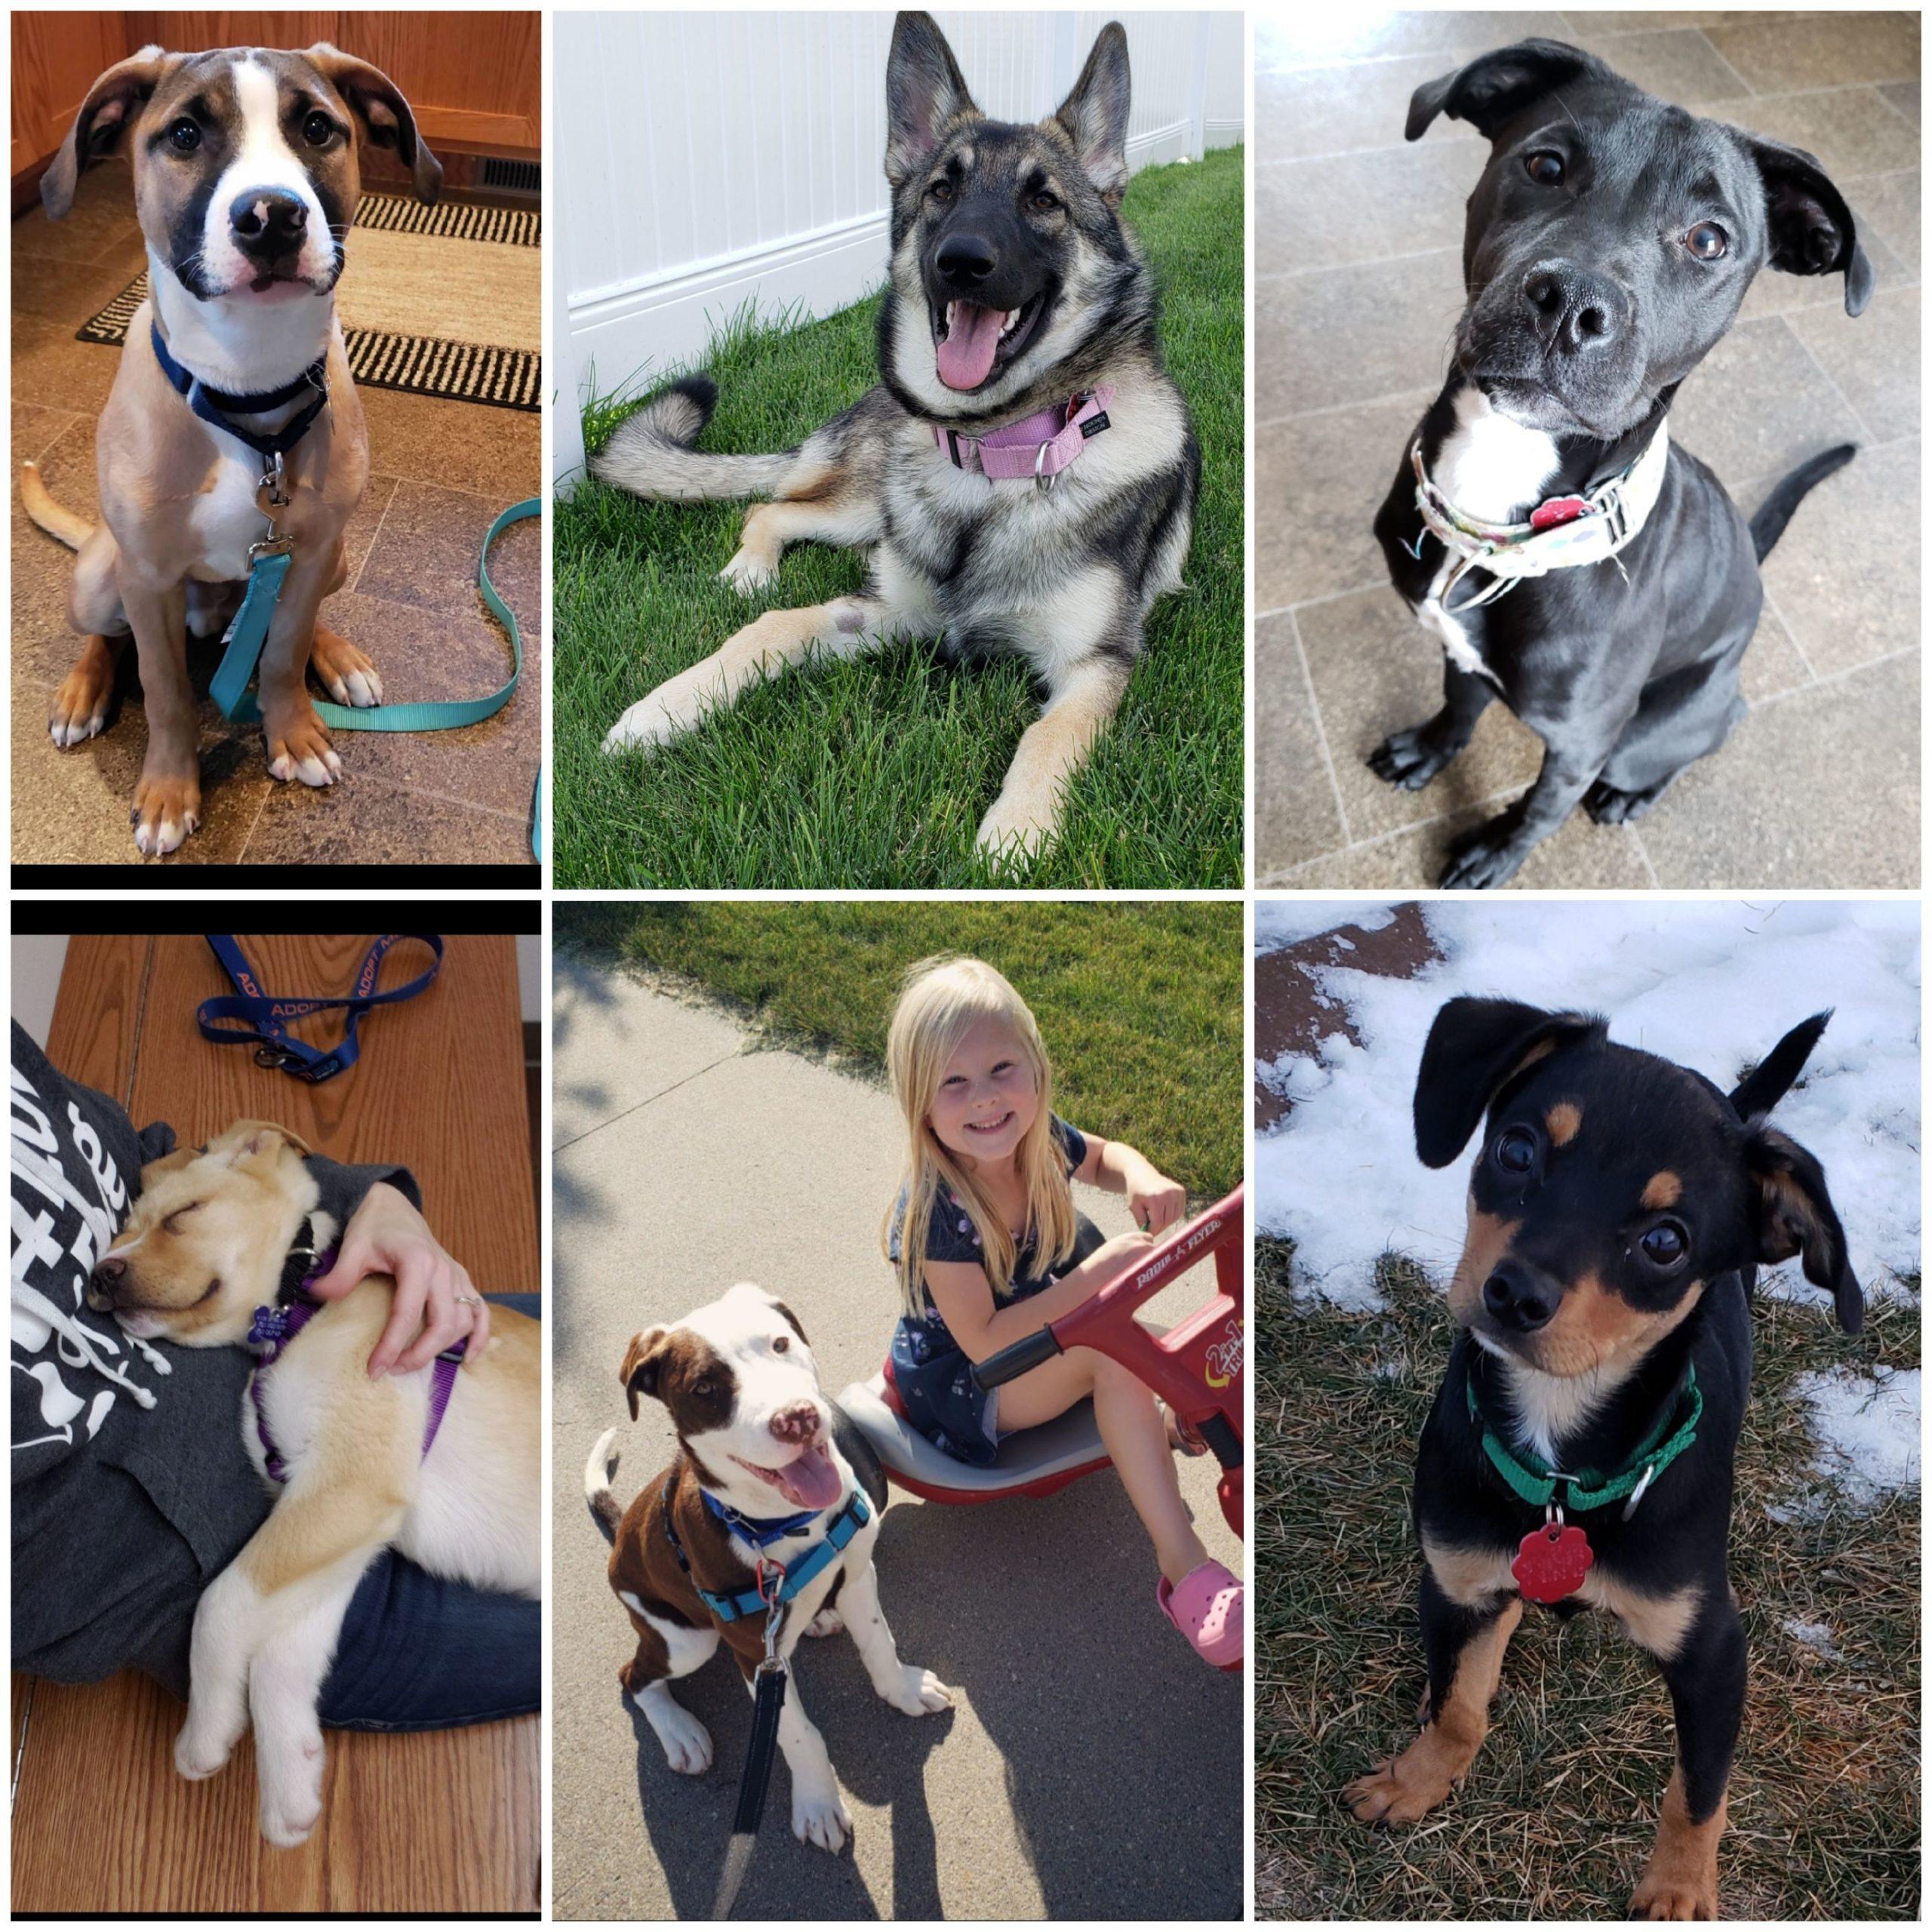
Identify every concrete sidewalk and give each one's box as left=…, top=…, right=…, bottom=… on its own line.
left=552, top=954, right=1243, bottom=1922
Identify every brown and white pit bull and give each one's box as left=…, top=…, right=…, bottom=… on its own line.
left=584, top=1282, right=954, bottom=1854
left=22, top=43, right=442, bottom=855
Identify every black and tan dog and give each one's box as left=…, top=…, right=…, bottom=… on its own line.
left=1346, top=998, right=1863, bottom=1918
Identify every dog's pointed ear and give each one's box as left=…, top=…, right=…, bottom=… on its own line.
left=884, top=11, right=980, bottom=189
left=1747, top=137, right=1874, bottom=316
left=1407, top=38, right=1607, bottom=143
left=1051, top=23, right=1132, bottom=209
left=620, top=1325, right=671, bottom=1420
left=1730, top=1010, right=1832, bottom=1121
left=42, top=45, right=174, bottom=220
left=303, top=43, right=442, bottom=205
left=1747, top=1127, right=1863, bottom=1332
left=208, top=1121, right=314, bottom=1165
left=1414, top=998, right=1604, bottom=1169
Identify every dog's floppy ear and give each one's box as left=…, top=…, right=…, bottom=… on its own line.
left=1747, top=137, right=1874, bottom=317
left=211, top=1121, right=313, bottom=1164
left=1407, top=38, right=1607, bottom=143
left=303, top=43, right=443, bottom=205
left=138, top=1144, right=202, bottom=1186
left=1730, top=1010, right=1832, bottom=1121
left=1414, top=998, right=1604, bottom=1169
left=620, top=1325, right=671, bottom=1420
left=42, top=45, right=174, bottom=220
left=1746, top=1128, right=1863, bottom=1332
left=884, top=11, right=980, bottom=188
left=1051, top=23, right=1132, bottom=208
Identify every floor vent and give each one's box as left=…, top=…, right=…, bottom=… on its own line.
left=481, top=157, right=541, bottom=197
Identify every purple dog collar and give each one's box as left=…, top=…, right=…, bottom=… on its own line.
left=932, top=386, right=1115, bottom=488
left=248, top=1238, right=467, bottom=1484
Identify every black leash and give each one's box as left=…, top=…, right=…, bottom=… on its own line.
left=711, top=1586, right=789, bottom=1918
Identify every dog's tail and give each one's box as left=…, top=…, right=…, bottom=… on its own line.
left=584, top=1426, right=625, bottom=1545
left=591, top=376, right=801, bottom=502
left=20, top=461, right=93, bottom=549
left=1750, top=444, right=1856, bottom=562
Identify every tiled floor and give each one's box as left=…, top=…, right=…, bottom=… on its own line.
left=1254, top=9, right=1921, bottom=888
left=11, top=163, right=542, bottom=866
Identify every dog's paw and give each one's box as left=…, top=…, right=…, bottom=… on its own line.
left=1342, top=1750, right=1454, bottom=1826
left=1367, top=724, right=1456, bottom=791
left=264, top=702, right=342, bottom=788
left=602, top=696, right=684, bottom=756
left=260, top=1786, right=323, bottom=1848
left=1629, top=1875, right=1719, bottom=1921
left=974, top=802, right=1050, bottom=872
left=886, top=1665, right=955, bottom=1716
left=131, top=772, right=203, bottom=857
left=257, top=1730, right=325, bottom=1847
left=720, top=549, right=776, bottom=597
left=1583, top=775, right=1672, bottom=826
left=804, top=1607, right=844, bottom=1638
left=309, top=624, right=384, bottom=708
left=791, top=1780, right=852, bottom=1854
left=1438, top=823, right=1527, bottom=891
left=635, top=1692, right=713, bottom=1776
left=174, top=1721, right=234, bottom=1781
left=48, top=642, right=118, bottom=749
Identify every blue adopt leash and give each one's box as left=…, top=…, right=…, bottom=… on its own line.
left=151, top=323, right=543, bottom=855
left=197, top=934, right=443, bottom=1082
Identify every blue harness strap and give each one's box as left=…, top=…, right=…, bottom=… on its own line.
left=197, top=934, right=443, bottom=1081
left=663, top=1481, right=873, bottom=1624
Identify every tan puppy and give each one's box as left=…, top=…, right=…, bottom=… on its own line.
left=25, top=45, right=441, bottom=854
left=87, top=1120, right=538, bottom=1845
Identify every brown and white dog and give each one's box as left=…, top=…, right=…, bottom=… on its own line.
left=586, top=1282, right=953, bottom=1852
left=85, top=1120, right=539, bottom=1845
left=23, top=43, right=442, bottom=855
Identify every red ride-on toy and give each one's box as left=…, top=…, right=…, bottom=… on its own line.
left=838, top=1186, right=1244, bottom=1538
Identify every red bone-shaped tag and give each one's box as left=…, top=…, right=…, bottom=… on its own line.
left=1529, top=495, right=1591, bottom=531
left=1513, top=1521, right=1594, bottom=1603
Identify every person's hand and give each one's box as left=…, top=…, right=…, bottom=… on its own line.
left=308, top=1182, right=490, bottom=1377
left=1126, top=1161, right=1188, bottom=1236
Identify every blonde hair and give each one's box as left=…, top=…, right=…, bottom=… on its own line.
left=882, top=955, right=1078, bottom=1318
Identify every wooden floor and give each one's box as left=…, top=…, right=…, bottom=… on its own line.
left=11, top=935, right=541, bottom=1912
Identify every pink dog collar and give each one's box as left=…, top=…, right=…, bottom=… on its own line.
left=931, top=387, right=1116, bottom=489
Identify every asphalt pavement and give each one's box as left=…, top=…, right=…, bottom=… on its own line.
left=552, top=952, right=1243, bottom=1921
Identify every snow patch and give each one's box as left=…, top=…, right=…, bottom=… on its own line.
left=1783, top=1617, right=1841, bottom=1660
left=1791, top=1365, right=1921, bottom=1504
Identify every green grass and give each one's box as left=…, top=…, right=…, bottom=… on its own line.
left=1255, top=1242, right=1921, bottom=1920
left=553, top=147, right=1244, bottom=888
left=556, top=901, right=1244, bottom=1197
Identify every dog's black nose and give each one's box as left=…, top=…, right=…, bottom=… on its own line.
left=88, top=1254, right=127, bottom=1308
left=1481, top=1259, right=1558, bottom=1331
left=229, top=188, right=309, bottom=259
left=1521, top=261, right=1626, bottom=355
left=936, top=232, right=998, bottom=286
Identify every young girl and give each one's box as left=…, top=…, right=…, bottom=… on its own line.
left=881, top=956, right=1241, bottom=1668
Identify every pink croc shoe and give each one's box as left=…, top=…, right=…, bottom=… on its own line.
left=1157, top=1560, right=1243, bottom=1671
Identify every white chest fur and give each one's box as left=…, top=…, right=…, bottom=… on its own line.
left=1416, top=389, right=1561, bottom=684
left=190, top=444, right=269, bottom=583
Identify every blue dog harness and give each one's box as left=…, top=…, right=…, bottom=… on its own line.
left=663, top=1478, right=872, bottom=1623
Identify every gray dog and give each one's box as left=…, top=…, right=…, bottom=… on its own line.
left=595, top=11, right=1198, bottom=867
left=1369, top=40, right=1872, bottom=888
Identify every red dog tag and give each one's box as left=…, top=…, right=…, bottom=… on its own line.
left=1529, top=494, right=1590, bottom=531
left=1513, top=1520, right=1594, bottom=1602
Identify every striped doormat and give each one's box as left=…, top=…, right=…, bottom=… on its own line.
left=76, top=192, right=540, bottom=412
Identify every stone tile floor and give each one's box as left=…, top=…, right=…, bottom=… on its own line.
left=11, top=162, right=542, bottom=867
left=1254, top=9, right=1920, bottom=888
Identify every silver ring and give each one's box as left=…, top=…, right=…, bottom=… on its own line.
left=454, top=1291, right=483, bottom=1309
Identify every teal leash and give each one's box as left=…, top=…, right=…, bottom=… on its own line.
left=210, top=495, right=543, bottom=855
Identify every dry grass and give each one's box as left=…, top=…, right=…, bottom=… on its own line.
left=1255, top=1241, right=1921, bottom=1920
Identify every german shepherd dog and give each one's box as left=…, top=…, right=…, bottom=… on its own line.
left=595, top=12, right=1199, bottom=866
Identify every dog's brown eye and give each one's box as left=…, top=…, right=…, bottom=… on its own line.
left=1524, top=150, right=1564, bottom=186
left=772, top=1334, right=790, bottom=1353
left=1684, top=221, right=1728, bottom=261
left=929, top=179, right=952, bottom=202
left=1641, top=1222, right=1687, bottom=1266
left=1494, top=1128, right=1537, bottom=1174
left=691, top=1379, right=715, bottom=1400
left=1029, top=189, right=1058, bottom=213
left=302, top=110, right=334, bottom=148
left=168, top=118, right=202, bottom=152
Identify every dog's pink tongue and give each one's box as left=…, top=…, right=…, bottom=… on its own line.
left=937, top=301, right=1003, bottom=391
left=774, top=1439, right=843, bottom=1511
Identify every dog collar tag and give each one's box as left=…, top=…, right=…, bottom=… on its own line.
left=1512, top=1520, right=1594, bottom=1603
left=1529, top=494, right=1590, bottom=531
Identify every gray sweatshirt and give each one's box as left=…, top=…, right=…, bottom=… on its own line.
left=11, top=1020, right=417, bottom=1694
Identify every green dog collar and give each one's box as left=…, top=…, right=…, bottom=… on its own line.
left=1467, top=1363, right=1702, bottom=1514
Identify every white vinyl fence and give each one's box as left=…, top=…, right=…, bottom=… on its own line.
left=552, top=10, right=1243, bottom=489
